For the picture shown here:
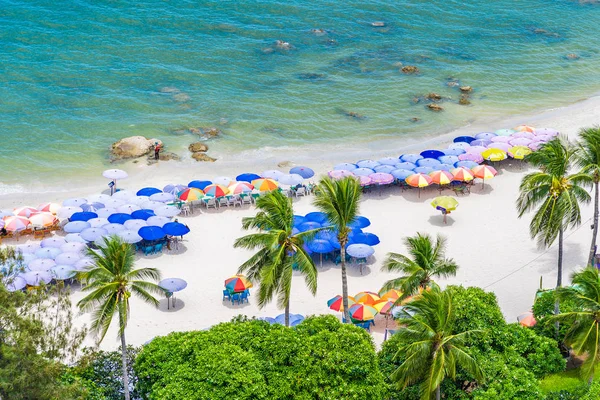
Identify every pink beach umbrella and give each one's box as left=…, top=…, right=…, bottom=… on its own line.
left=41, top=237, right=67, bottom=248
left=328, top=170, right=355, bottom=179
left=29, top=258, right=56, bottom=271
left=358, top=176, right=372, bottom=186
left=37, top=202, right=61, bottom=215
left=466, top=146, right=487, bottom=154
left=369, top=173, right=394, bottom=185
left=13, top=206, right=38, bottom=218
left=512, top=131, right=535, bottom=139
left=528, top=141, right=545, bottom=151
left=491, top=136, right=512, bottom=143
left=534, top=134, right=553, bottom=143
left=534, top=128, right=559, bottom=137
left=510, top=138, right=533, bottom=147
left=3, top=216, right=30, bottom=232
left=458, top=153, right=483, bottom=163
left=487, top=142, right=511, bottom=152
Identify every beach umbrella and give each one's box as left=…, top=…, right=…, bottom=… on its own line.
left=261, top=170, right=285, bottom=180
left=297, top=221, right=322, bottom=232
left=159, top=278, right=188, bottom=292
left=355, top=291, right=381, bottom=305
left=41, top=237, right=66, bottom=248
left=74, top=257, right=94, bottom=271
left=470, top=139, right=492, bottom=147
left=20, top=271, right=52, bottom=286
left=453, top=136, right=476, bottom=143
left=95, top=208, right=117, bottom=218
left=13, top=206, right=38, bottom=217
left=491, top=136, right=512, bottom=143
left=510, top=137, right=533, bottom=147
left=146, top=216, right=171, bottom=228
left=65, top=233, right=87, bottom=243
left=413, top=166, right=435, bottom=175
left=420, top=150, right=445, bottom=159
left=466, top=145, right=488, bottom=155
left=57, top=206, right=83, bottom=219
left=37, top=202, right=61, bottom=215
left=138, top=226, right=166, bottom=241
left=346, top=244, right=375, bottom=258
left=110, top=190, right=135, bottom=201
left=236, top=173, right=261, bottom=182
left=308, top=239, right=334, bottom=254
left=442, top=148, right=465, bottom=156
left=102, top=223, right=126, bottom=235
left=289, top=166, right=314, bottom=179
left=482, top=148, right=507, bottom=162
left=379, top=289, right=402, bottom=302
left=51, top=265, right=76, bottom=280
left=348, top=304, right=378, bottom=321
left=400, top=154, right=423, bottom=163
left=60, top=242, right=87, bottom=254
left=378, top=157, right=400, bottom=166
left=224, top=275, right=253, bottom=293
left=431, top=196, right=459, bottom=213
left=163, top=184, right=187, bottom=196
left=487, top=142, right=510, bottom=152
left=149, top=192, right=175, bottom=203
left=204, top=183, right=231, bottom=197
left=29, top=212, right=57, bottom=228
left=35, top=247, right=61, bottom=259
left=274, top=313, right=305, bottom=326
left=80, top=227, right=108, bottom=242
left=353, top=167, right=375, bottom=176
left=472, top=165, right=498, bottom=187
left=253, top=179, right=280, bottom=192
left=358, top=176, right=372, bottom=186
left=103, top=169, right=128, bottom=180
left=293, top=215, right=306, bottom=226
left=278, top=174, right=304, bottom=186
left=394, top=161, right=416, bottom=170
left=29, top=258, right=56, bottom=271
left=373, top=299, right=395, bottom=314
left=3, top=216, right=30, bottom=232
left=356, top=160, right=381, bottom=169
left=0, top=210, right=14, bottom=219
left=528, top=141, right=545, bottom=151
left=455, top=160, right=480, bottom=169
left=328, top=295, right=356, bottom=311
left=354, top=232, right=380, bottom=246
left=349, top=216, right=371, bottom=229
left=63, top=198, right=87, bottom=207
left=87, top=217, right=109, bottom=228
left=178, top=188, right=204, bottom=202
left=117, top=204, right=141, bottom=214
left=437, top=164, right=455, bottom=172
left=495, top=129, right=515, bottom=136
left=4, top=276, right=26, bottom=292
left=417, top=158, right=441, bottom=168
left=107, top=213, right=132, bottom=224
left=124, top=219, right=147, bottom=230
left=534, top=134, right=553, bottom=143
left=18, top=243, right=41, bottom=254
left=515, top=124, right=535, bottom=133
left=305, top=212, right=329, bottom=223
left=137, top=187, right=162, bottom=197
left=55, top=252, right=82, bottom=265
left=451, top=167, right=475, bottom=182
left=391, top=169, right=414, bottom=180
left=213, top=176, right=233, bottom=187
left=131, top=209, right=155, bottom=220
left=406, top=173, right=432, bottom=188
left=429, top=170, right=454, bottom=185
left=188, top=180, right=212, bottom=190
left=117, top=230, right=143, bottom=244
left=534, top=128, right=559, bottom=137
left=475, top=132, right=497, bottom=140
left=154, top=205, right=180, bottom=218
left=373, top=165, right=396, bottom=174
left=517, top=311, right=537, bottom=327
left=100, top=198, right=125, bottom=209
left=369, top=172, right=394, bottom=185
left=70, top=211, right=98, bottom=222
left=328, top=169, right=355, bottom=179
left=438, top=155, right=459, bottom=165
left=508, top=146, right=532, bottom=160
left=163, top=222, right=190, bottom=236
left=81, top=202, right=105, bottom=213
left=449, top=142, right=471, bottom=150
left=458, top=152, right=483, bottom=163
left=333, top=163, right=358, bottom=171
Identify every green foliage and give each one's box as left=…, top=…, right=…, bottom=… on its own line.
left=582, top=378, right=600, bottom=400
left=135, top=315, right=386, bottom=399
left=533, top=289, right=576, bottom=340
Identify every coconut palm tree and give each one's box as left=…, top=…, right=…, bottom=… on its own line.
left=576, top=126, right=600, bottom=266
left=391, top=287, right=484, bottom=400
left=553, top=266, right=600, bottom=384
left=77, top=236, right=162, bottom=400
left=234, top=190, right=318, bottom=327
left=380, top=233, right=458, bottom=300
left=313, top=176, right=362, bottom=323
left=516, top=138, right=591, bottom=318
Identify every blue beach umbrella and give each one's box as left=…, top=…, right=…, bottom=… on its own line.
left=413, top=166, right=435, bottom=175
left=131, top=209, right=155, bottom=220
left=55, top=252, right=81, bottom=266
left=348, top=216, right=371, bottom=229
left=316, top=229, right=336, bottom=241
left=102, top=223, right=126, bottom=235
left=159, top=278, right=188, bottom=292
left=64, top=221, right=91, bottom=233
left=395, top=161, right=417, bottom=170
left=454, top=160, right=479, bottom=169
left=373, top=165, right=396, bottom=173
left=453, top=136, right=476, bottom=143
left=137, top=187, right=162, bottom=197
left=475, top=132, right=497, bottom=140
left=308, top=239, right=334, bottom=254
left=356, top=160, right=380, bottom=169
left=391, top=169, right=414, bottom=180
left=435, top=164, right=454, bottom=172
left=81, top=202, right=105, bottom=212
left=80, top=227, right=108, bottom=242
left=350, top=232, right=380, bottom=246
left=35, top=247, right=61, bottom=259
left=163, top=222, right=190, bottom=236
left=107, top=213, right=132, bottom=224
left=70, top=212, right=98, bottom=222
left=274, top=313, right=304, bottom=326
left=438, top=155, right=459, bottom=165
left=333, top=163, right=357, bottom=171
left=305, top=212, right=328, bottom=223
left=298, top=221, right=322, bottom=232
left=470, top=139, right=491, bottom=147
left=346, top=244, right=375, bottom=258
left=353, top=167, right=375, bottom=176
left=259, top=317, right=277, bottom=324
left=138, top=226, right=166, bottom=241
left=293, top=215, right=306, bottom=226
left=377, top=157, right=399, bottom=166
left=163, top=184, right=187, bottom=195
left=236, top=173, right=261, bottom=182
left=420, top=150, right=445, bottom=159
left=289, top=166, right=314, bottom=179
left=188, top=180, right=212, bottom=190
left=400, top=154, right=423, bottom=163
left=417, top=158, right=441, bottom=167
left=442, top=148, right=466, bottom=156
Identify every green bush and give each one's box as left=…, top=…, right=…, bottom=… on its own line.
left=135, top=315, right=386, bottom=400
left=532, top=289, right=577, bottom=341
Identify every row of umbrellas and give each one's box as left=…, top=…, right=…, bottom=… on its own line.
left=328, top=289, right=405, bottom=321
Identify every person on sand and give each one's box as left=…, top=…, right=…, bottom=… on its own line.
left=154, top=142, right=161, bottom=160
left=441, top=208, right=450, bottom=224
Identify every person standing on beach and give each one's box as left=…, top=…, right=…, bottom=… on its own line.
left=154, top=142, right=161, bottom=160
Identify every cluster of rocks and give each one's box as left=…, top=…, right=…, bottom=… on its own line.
left=188, top=142, right=215, bottom=162
left=401, top=65, right=419, bottom=74
left=110, top=136, right=181, bottom=165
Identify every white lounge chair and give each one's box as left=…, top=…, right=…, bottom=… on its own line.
left=205, top=198, right=218, bottom=209
left=295, top=187, right=306, bottom=197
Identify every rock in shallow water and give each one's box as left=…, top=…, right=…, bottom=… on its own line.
left=427, top=103, right=443, bottom=112
left=192, top=153, right=216, bottom=162
left=189, top=142, right=209, bottom=153
left=111, top=136, right=162, bottom=159
left=401, top=65, right=419, bottom=74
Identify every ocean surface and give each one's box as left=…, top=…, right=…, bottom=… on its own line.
left=1, top=0, right=600, bottom=191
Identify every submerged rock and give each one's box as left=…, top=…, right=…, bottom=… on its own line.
left=401, top=65, right=419, bottom=74
left=459, top=95, right=471, bottom=105
left=410, top=117, right=421, bottom=123
left=159, top=86, right=180, bottom=94
left=426, top=93, right=442, bottom=101
left=336, top=108, right=367, bottom=121
left=148, top=152, right=180, bottom=163
left=275, top=40, right=292, bottom=50
left=189, top=142, right=208, bottom=153
left=111, top=136, right=162, bottom=160
left=172, top=92, right=191, bottom=102
left=427, top=103, right=443, bottom=112
left=200, top=127, right=222, bottom=138
left=566, top=53, right=580, bottom=60
left=192, top=153, right=216, bottom=162
left=459, top=86, right=473, bottom=93
left=311, top=28, right=327, bottom=35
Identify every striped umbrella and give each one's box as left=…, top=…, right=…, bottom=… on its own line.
left=429, top=170, right=454, bottom=185
left=373, top=299, right=395, bottom=314
left=327, top=295, right=356, bottom=311
left=355, top=291, right=381, bottom=305
left=379, top=289, right=402, bottom=302
left=405, top=173, right=432, bottom=188
left=178, top=188, right=204, bottom=202
left=328, top=170, right=355, bottom=179
left=228, top=181, right=254, bottom=194
left=37, top=202, right=61, bottom=215
left=251, top=179, right=278, bottom=192
left=515, top=124, right=535, bottom=133
left=482, top=148, right=507, bottom=162
left=224, top=275, right=253, bottom=293
left=450, top=167, right=475, bottom=182
left=29, top=212, right=57, bottom=227
left=13, top=206, right=38, bottom=217
left=3, top=216, right=30, bottom=232
left=472, top=165, right=498, bottom=187
left=348, top=304, right=378, bottom=321
left=508, top=146, right=532, bottom=160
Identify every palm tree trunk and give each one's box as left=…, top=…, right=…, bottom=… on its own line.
left=285, top=300, right=290, bottom=327
left=119, top=320, right=131, bottom=400
left=340, top=243, right=350, bottom=323
left=435, top=385, right=441, bottom=400
left=555, top=227, right=564, bottom=339
left=588, top=181, right=599, bottom=267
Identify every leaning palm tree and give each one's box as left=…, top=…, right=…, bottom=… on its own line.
left=517, top=138, right=591, bottom=320
left=576, top=126, right=600, bottom=266
left=553, top=266, right=600, bottom=384
left=313, top=176, right=362, bottom=323
left=77, top=236, right=163, bottom=400
left=380, top=233, right=458, bottom=300
left=391, top=287, right=484, bottom=400
left=234, top=190, right=318, bottom=327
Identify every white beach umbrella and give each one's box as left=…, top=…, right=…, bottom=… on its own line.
left=65, top=233, right=87, bottom=243
left=139, top=200, right=164, bottom=210
left=28, top=258, right=56, bottom=271
left=154, top=205, right=180, bottom=217
left=117, top=204, right=141, bottom=214
left=102, top=198, right=125, bottom=209
left=112, top=190, right=135, bottom=201
left=117, top=230, right=143, bottom=244
left=213, top=176, right=233, bottom=186
left=87, top=217, right=109, bottom=228
left=4, top=276, right=27, bottom=292
left=21, top=253, right=38, bottom=264
left=60, top=242, right=87, bottom=254
left=51, top=265, right=77, bottom=280
left=57, top=206, right=83, bottom=219
left=102, top=169, right=128, bottom=180
left=17, top=243, right=41, bottom=254
left=88, top=194, right=112, bottom=204
left=55, top=252, right=82, bottom=265
left=277, top=173, right=304, bottom=186
left=74, top=257, right=94, bottom=271
left=262, top=170, right=284, bottom=180
left=128, top=196, right=150, bottom=206
left=20, top=271, right=52, bottom=286
left=80, top=227, right=108, bottom=242
left=124, top=219, right=147, bottom=231
left=149, top=192, right=175, bottom=203
left=96, top=208, right=117, bottom=219
left=64, top=220, right=90, bottom=233
left=146, top=216, right=171, bottom=228
left=40, top=237, right=67, bottom=248
left=63, top=198, right=87, bottom=207
left=102, top=223, right=126, bottom=234
left=35, top=247, right=61, bottom=259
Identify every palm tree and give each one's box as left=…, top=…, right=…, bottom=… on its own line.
left=380, top=233, right=458, bottom=300
left=576, top=126, right=600, bottom=266
left=390, top=287, right=484, bottom=400
left=234, top=190, right=318, bottom=327
left=553, top=266, right=600, bottom=384
left=77, top=236, right=163, bottom=400
left=313, top=176, right=362, bottom=323
left=516, top=138, right=591, bottom=320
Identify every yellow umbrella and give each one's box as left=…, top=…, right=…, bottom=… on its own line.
left=431, top=196, right=459, bottom=224
left=379, top=289, right=402, bottom=302
left=429, top=170, right=454, bottom=185
left=450, top=167, right=474, bottom=182
left=508, top=145, right=532, bottom=160
left=354, top=291, right=381, bottom=305
left=405, top=173, right=432, bottom=188
left=481, top=148, right=507, bottom=162
left=472, top=165, right=497, bottom=188
left=373, top=299, right=395, bottom=314
left=251, top=178, right=279, bottom=192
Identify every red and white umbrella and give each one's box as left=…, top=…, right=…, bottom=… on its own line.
left=13, top=206, right=38, bottom=218
left=3, top=216, right=30, bottom=232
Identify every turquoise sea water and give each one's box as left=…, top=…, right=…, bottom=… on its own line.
left=1, top=0, right=600, bottom=191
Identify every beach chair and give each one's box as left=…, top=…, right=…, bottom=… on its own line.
left=180, top=204, right=191, bottom=216
left=229, top=195, right=242, bottom=207
left=144, top=246, right=154, bottom=256
left=222, top=290, right=231, bottom=301
left=218, top=197, right=229, bottom=207
left=240, top=193, right=252, bottom=205
left=295, top=187, right=306, bottom=197
left=33, top=230, right=45, bottom=240
left=205, top=198, right=218, bottom=209
left=154, top=243, right=163, bottom=253
left=240, top=291, right=249, bottom=303
left=231, top=293, right=242, bottom=305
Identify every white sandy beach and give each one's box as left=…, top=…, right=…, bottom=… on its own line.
left=2, top=94, right=600, bottom=349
